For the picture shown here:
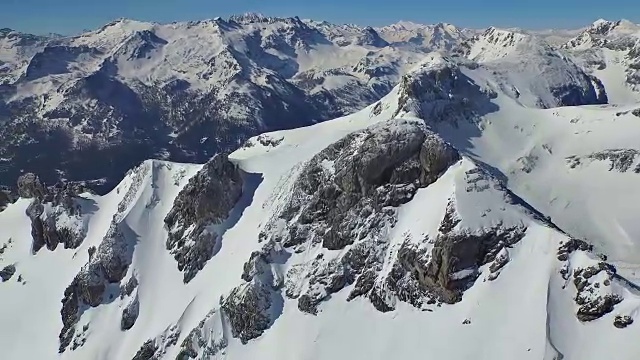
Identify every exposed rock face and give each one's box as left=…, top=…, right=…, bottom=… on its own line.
left=614, top=315, right=634, bottom=328
left=17, top=173, right=89, bottom=253
left=177, top=310, right=229, bottom=360
left=557, top=239, right=629, bottom=322
left=221, top=279, right=276, bottom=344
left=131, top=326, right=181, bottom=360
left=165, top=154, right=244, bottom=283
left=57, top=164, right=147, bottom=353
left=572, top=262, right=622, bottom=322
left=425, top=226, right=525, bottom=303
left=17, top=173, right=46, bottom=199
left=0, top=264, right=16, bottom=282
left=59, top=221, right=133, bottom=352
left=0, top=186, right=16, bottom=211
left=131, top=340, right=158, bottom=360
left=121, top=296, right=140, bottom=331
left=255, top=119, right=462, bottom=316
left=392, top=58, right=498, bottom=122
left=557, top=238, right=593, bottom=261
left=120, top=274, right=138, bottom=299
left=566, top=149, right=640, bottom=172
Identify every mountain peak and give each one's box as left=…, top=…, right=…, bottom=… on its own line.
left=228, top=12, right=302, bottom=25
left=588, top=18, right=640, bottom=36
left=0, top=28, right=14, bottom=36
left=229, top=12, right=269, bottom=23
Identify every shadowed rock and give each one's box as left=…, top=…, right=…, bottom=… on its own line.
left=614, top=315, right=634, bottom=328
left=259, top=119, right=462, bottom=314
left=0, top=186, right=16, bottom=211
left=17, top=173, right=46, bottom=199
left=121, top=296, right=140, bottom=331
left=131, top=340, right=158, bottom=360
left=0, top=264, right=16, bottom=282
left=221, top=280, right=275, bottom=344
left=17, top=173, right=89, bottom=253
left=165, top=154, right=244, bottom=283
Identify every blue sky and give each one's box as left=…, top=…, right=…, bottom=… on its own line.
left=3, top=0, right=640, bottom=35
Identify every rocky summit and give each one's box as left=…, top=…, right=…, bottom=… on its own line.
left=1, top=14, right=640, bottom=360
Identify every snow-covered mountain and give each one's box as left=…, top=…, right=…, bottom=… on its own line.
left=0, top=14, right=432, bottom=193
left=3, top=39, right=640, bottom=359
left=2, top=15, right=640, bottom=360
left=0, top=14, right=624, bottom=194
left=563, top=19, right=640, bottom=103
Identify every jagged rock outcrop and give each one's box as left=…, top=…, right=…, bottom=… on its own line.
left=0, top=186, right=15, bottom=211
left=572, top=262, right=622, bottom=322
left=177, top=310, right=229, bottom=360
left=120, top=274, right=138, bottom=299
left=17, top=173, right=47, bottom=199
left=131, top=340, right=158, bottom=360
left=221, top=279, right=276, bottom=344
left=59, top=221, right=133, bottom=352
left=424, top=225, right=525, bottom=303
left=566, top=149, right=640, bottom=173
left=121, top=296, right=140, bottom=331
left=0, top=264, right=16, bottom=282
left=614, top=315, right=634, bottom=328
left=217, top=240, right=286, bottom=342
left=131, top=326, right=181, bottom=360
left=17, top=173, right=89, bottom=253
left=390, top=56, right=498, bottom=122
left=557, top=238, right=593, bottom=261
left=256, top=119, right=462, bottom=315
left=557, top=238, right=631, bottom=322
left=165, top=154, right=244, bottom=283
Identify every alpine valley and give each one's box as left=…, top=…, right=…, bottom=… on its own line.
left=1, top=13, right=640, bottom=360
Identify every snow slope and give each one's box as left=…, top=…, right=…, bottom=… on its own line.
left=563, top=19, right=640, bottom=104
left=2, top=51, right=640, bottom=360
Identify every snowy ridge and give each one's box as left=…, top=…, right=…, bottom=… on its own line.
left=562, top=19, right=640, bottom=103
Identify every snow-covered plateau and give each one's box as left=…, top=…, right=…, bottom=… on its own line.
left=1, top=14, right=640, bottom=360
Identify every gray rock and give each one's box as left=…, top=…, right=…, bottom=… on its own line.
left=425, top=226, right=525, bottom=303
left=614, top=315, right=634, bottom=328
left=577, top=294, right=623, bottom=322
left=177, top=310, right=228, bottom=360
left=571, top=260, right=623, bottom=322
left=0, top=187, right=16, bottom=211
left=259, top=119, right=461, bottom=313
left=131, top=340, right=158, bottom=360
left=589, top=149, right=640, bottom=172
left=17, top=173, right=46, bottom=199
left=0, top=264, right=16, bottom=282
left=221, top=279, right=274, bottom=344
left=420, top=133, right=462, bottom=184
left=21, top=176, right=87, bottom=253
left=120, top=275, right=138, bottom=299
left=59, top=221, right=135, bottom=352
left=121, top=296, right=140, bottom=331
left=489, top=249, right=509, bottom=273
left=557, top=239, right=593, bottom=261
left=165, top=154, right=243, bottom=283
left=393, top=61, right=498, bottom=122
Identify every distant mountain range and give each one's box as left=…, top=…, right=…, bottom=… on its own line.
left=1, top=15, right=637, bottom=193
